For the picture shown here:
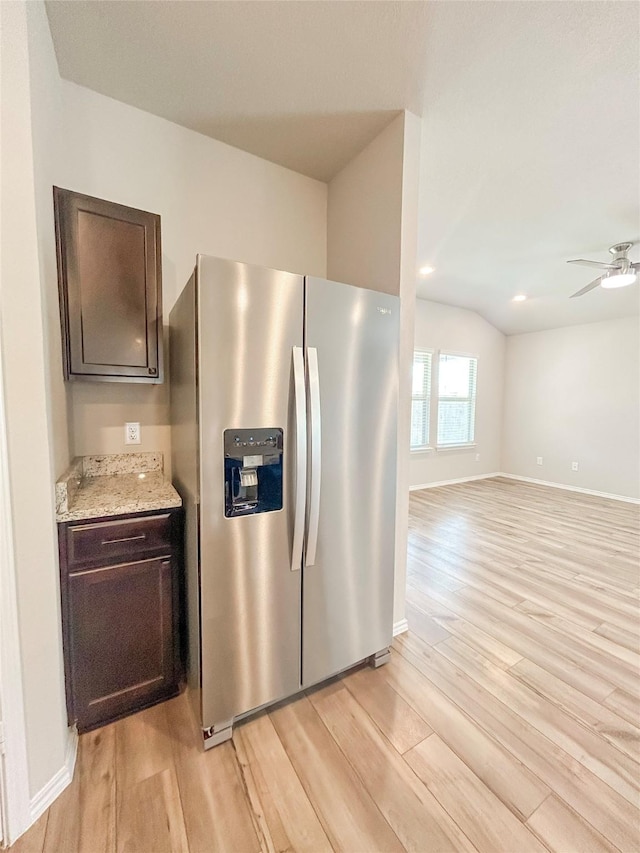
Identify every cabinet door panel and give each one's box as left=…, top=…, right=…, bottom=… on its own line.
left=69, top=557, right=175, bottom=730
left=54, top=187, right=163, bottom=382
left=78, top=212, right=148, bottom=367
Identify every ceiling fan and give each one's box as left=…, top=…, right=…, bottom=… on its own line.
left=568, top=242, right=639, bottom=298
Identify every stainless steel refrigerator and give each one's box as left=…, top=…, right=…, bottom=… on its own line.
left=170, top=255, right=398, bottom=747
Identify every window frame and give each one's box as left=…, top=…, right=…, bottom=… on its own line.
left=435, top=350, right=478, bottom=450
left=410, top=348, right=434, bottom=453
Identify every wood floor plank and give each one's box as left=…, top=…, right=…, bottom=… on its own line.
left=413, top=584, right=617, bottom=702
left=43, top=725, right=116, bottom=853
left=308, top=680, right=478, bottom=853
left=574, top=572, right=640, bottom=604
left=164, top=692, right=261, bottom=853
left=512, top=559, right=640, bottom=629
left=115, top=702, right=174, bottom=791
left=510, top=656, right=640, bottom=762
left=116, top=767, right=188, bottom=853
left=384, top=649, right=551, bottom=820
left=342, top=663, right=433, bottom=754
left=404, top=733, right=547, bottom=853
left=395, top=631, right=640, bottom=852
left=526, top=795, right=620, bottom=853
left=233, top=712, right=333, bottom=853
left=407, top=582, right=525, bottom=669
left=270, top=694, right=404, bottom=852
left=405, top=602, right=452, bottom=645
left=596, top=621, right=640, bottom=653
left=515, top=598, right=640, bottom=673
left=77, top=726, right=116, bottom=853
left=603, top=688, right=640, bottom=729
left=437, top=635, right=640, bottom=806
left=409, top=544, right=528, bottom=607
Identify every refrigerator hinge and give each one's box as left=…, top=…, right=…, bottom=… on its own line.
left=371, top=647, right=391, bottom=668
left=203, top=719, right=233, bottom=749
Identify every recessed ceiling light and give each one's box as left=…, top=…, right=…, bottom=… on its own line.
left=419, top=265, right=435, bottom=276
left=512, top=294, right=527, bottom=302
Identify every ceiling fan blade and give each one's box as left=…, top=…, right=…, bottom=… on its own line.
left=631, top=262, right=640, bottom=271
left=567, top=259, right=619, bottom=270
left=570, top=276, right=603, bottom=298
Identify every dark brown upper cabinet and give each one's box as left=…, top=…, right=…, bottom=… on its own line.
left=54, top=187, right=163, bottom=383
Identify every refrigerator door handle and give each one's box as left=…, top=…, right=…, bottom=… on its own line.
left=291, top=346, right=307, bottom=572
left=305, top=347, right=321, bottom=566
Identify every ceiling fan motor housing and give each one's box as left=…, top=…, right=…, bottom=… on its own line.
left=609, top=243, right=633, bottom=272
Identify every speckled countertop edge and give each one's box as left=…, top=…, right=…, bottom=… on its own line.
left=55, top=452, right=181, bottom=522
left=82, top=452, right=163, bottom=477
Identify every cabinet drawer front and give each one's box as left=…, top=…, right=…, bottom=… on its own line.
left=67, top=513, right=172, bottom=568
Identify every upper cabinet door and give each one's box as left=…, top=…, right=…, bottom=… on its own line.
left=54, top=187, right=163, bottom=383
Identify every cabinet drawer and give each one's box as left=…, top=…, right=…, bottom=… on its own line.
left=66, top=513, right=172, bottom=569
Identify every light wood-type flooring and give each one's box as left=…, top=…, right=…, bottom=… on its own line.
left=11, top=477, right=640, bottom=852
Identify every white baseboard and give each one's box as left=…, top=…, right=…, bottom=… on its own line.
left=30, top=726, right=77, bottom=824
left=498, top=473, right=640, bottom=505
left=393, top=618, right=408, bottom=636
left=409, top=472, right=501, bottom=492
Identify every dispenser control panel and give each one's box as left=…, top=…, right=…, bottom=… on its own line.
left=223, top=428, right=283, bottom=518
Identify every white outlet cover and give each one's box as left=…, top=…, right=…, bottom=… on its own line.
left=536, top=457, right=543, bottom=465
left=125, top=422, right=141, bottom=445
left=572, top=461, right=579, bottom=472
left=475, top=453, right=480, bottom=462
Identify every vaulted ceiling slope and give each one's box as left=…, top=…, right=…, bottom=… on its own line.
left=46, top=0, right=639, bottom=334
left=45, top=0, right=431, bottom=182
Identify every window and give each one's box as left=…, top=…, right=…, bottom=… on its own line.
left=437, top=353, right=477, bottom=447
left=411, top=350, right=432, bottom=450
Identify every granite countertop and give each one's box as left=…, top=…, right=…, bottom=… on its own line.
left=56, top=452, right=182, bottom=522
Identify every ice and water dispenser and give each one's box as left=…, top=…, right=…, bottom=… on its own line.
left=224, top=428, right=283, bottom=517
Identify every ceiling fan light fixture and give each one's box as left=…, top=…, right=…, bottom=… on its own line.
left=601, top=271, right=637, bottom=289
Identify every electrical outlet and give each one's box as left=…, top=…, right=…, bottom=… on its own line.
left=125, top=422, right=141, bottom=445
left=571, top=461, right=579, bottom=472
left=475, top=453, right=481, bottom=462
left=536, top=456, right=543, bottom=466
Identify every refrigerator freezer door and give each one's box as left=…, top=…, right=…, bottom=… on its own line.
left=197, top=256, right=304, bottom=729
left=302, top=278, right=399, bottom=687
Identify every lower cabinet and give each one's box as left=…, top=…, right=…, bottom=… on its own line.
left=59, top=509, right=183, bottom=732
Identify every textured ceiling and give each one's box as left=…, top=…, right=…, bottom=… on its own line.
left=414, top=1, right=640, bottom=334
left=46, top=0, right=640, bottom=334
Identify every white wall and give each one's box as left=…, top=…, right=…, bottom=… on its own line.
left=503, top=317, right=640, bottom=500
left=60, top=80, right=328, bottom=466
left=0, top=0, right=69, bottom=804
left=409, top=299, right=506, bottom=488
left=327, top=114, right=403, bottom=295
left=327, top=112, right=422, bottom=626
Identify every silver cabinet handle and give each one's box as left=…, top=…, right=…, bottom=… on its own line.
left=291, top=347, right=307, bottom=572
left=101, top=534, right=146, bottom=545
left=305, top=347, right=321, bottom=567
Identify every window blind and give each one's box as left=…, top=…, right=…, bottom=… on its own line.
left=437, top=354, right=478, bottom=446
left=411, top=350, right=432, bottom=449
